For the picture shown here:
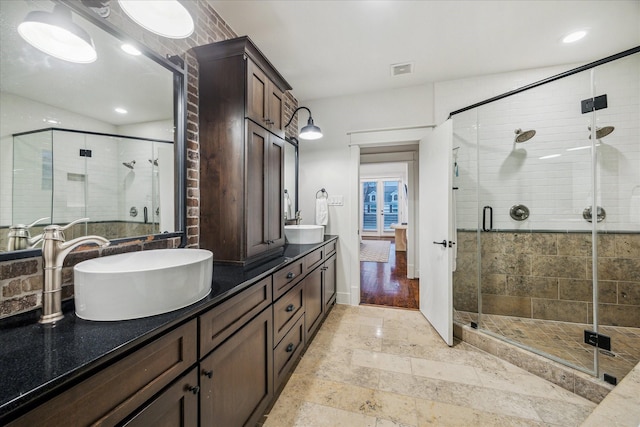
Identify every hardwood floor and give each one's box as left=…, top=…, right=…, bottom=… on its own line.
left=360, top=239, right=419, bottom=309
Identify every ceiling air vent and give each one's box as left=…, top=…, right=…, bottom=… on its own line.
left=391, top=62, right=413, bottom=76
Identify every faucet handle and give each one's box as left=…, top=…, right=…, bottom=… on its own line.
left=58, top=217, right=90, bottom=231
left=26, top=217, right=50, bottom=229
left=44, top=218, right=89, bottom=242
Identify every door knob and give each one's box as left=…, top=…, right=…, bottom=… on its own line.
left=433, top=240, right=447, bottom=247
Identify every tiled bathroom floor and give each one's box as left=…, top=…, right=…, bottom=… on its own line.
left=262, top=305, right=596, bottom=426
left=454, top=311, right=640, bottom=382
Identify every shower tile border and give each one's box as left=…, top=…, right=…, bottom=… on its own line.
left=453, top=322, right=614, bottom=404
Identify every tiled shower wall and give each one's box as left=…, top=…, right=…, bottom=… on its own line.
left=451, top=53, right=639, bottom=328
left=0, top=1, right=299, bottom=318
left=453, top=230, right=640, bottom=327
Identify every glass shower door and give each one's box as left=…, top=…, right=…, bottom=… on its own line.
left=475, top=69, right=599, bottom=376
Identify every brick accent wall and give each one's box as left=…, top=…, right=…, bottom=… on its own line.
left=0, top=1, right=298, bottom=318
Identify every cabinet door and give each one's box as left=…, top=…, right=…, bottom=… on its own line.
left=268, top=84, right=285, bottom=138
left=246, top=58, right=269, bottom=128
left=200, top=308, right=273, bottom=427
left=304, top=266, right=324, bottom=339
left=267, top=135, right=285, bottom=247
left=123, top=368, right=198, bottom=427
left=323, top=252, right=337, bottom=310
left=246, top=122, right=270, bottom=257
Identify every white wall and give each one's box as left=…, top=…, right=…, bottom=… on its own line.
left=299, top=85, right=434, bottom=304
left=301, top=55, right=639, bottom=305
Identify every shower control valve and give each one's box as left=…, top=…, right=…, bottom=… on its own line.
left=510, top=204, right=530, bottom=221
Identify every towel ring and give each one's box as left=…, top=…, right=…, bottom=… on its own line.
left=316, top=188, right=328, bottom=199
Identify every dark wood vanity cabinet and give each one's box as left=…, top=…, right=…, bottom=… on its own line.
left=195, top=36, right=292, bottom=266
left=7, top=239, right=338, bottom=427
left=200, top=308, right=273, bottom=427
left=9, top=320, right=198, bottom=427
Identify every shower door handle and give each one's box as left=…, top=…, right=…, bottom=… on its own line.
left=482, top=206, right=493, bottom=232
left=433, top=240, right=447, bottom=247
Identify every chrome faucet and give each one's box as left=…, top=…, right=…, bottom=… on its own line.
left=40, top=218, right=110, bottom=324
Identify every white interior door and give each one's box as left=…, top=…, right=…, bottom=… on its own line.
left=419, top=119, right=453, bottom=345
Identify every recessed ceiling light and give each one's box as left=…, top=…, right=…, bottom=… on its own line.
left=43, top=118, right=60, bottom=124
left=121, top=43, right=141, bottom=56
left=115, top=107, right=128, bottom=114
left=563, top=31, right=587, bottom=44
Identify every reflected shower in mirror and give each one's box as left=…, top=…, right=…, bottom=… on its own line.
left=0, top=0, right=185, bottom=258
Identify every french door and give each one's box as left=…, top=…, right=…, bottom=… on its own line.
left=360, top=179, right=401, bottom=237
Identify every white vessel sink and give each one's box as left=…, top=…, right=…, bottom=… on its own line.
left=74, top=249, right=212, bottom=321
left=285, top=225, right=325, bottom=244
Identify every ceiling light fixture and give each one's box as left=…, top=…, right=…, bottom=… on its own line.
left=563, top=30, right=587, bottom=44
left=118, top=0, right=194, bottom=39
left=115, top=107, right=128, bottom=114
left=17, top=4, right=97, bottom=63
left=284, top=107, right=323, bottom=140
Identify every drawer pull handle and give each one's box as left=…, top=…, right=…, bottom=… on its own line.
left=286, top=343, right=294, bottom=352
left=202, top=369, right=213, bottom=379
left=187, top=385, right=200, bottom=395
left=286, top=272, right=295, bottom=279
left=286, top=304, right=295, bottom=312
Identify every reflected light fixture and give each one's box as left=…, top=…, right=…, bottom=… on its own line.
left=284, top=107, right=323, bottom=140
left=17, top=4, right=97, bottom=63
left=121, top=43, right=141, bottom=56
left=118, top=0, right=194, bottom=39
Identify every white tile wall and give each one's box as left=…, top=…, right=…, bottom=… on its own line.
left=452, top=54, right=640, bottom=232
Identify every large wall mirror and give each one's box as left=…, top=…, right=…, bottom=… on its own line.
left=0, top=0, right=186, bottom=261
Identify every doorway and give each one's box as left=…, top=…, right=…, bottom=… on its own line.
left=359, top=155, right=417, bottom=309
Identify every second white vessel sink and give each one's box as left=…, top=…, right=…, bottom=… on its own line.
left=74, top=249, right=212, bottom=321
left=284, top=225, right=325, bottom=244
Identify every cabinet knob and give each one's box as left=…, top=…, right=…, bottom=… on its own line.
left=286, top=343, right=294, bottom=352
left=186, top=385, right=200, bottom=395
left=202, top=369, right=213, bottom=379
left=286, top=272, right=295, bottom=279
left=285, top=304, right=295, bottom=312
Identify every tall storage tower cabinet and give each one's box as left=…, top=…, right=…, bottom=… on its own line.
left=194, top=37, right=292, bottom=265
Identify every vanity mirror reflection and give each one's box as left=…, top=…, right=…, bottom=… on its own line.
left=0, top=0, right=186, bottom=260
left=284, top=137, right=299, bottom=222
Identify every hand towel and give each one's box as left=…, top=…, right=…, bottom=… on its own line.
left=284, top=192, right=292, bottom=219
left=315, top=198, right=328, bottom=226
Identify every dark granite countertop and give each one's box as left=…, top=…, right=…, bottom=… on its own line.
left=0, top=237, right=337, bottom=423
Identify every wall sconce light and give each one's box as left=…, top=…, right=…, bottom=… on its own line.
left=17, top=4, right=97, bottom=63
left=285, top=107, right=323, bottom=140
left=118, top=0, right=194, bottom=39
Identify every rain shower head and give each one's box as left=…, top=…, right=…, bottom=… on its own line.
left=588, top=126, right=615, bottom=139
left=514, top=128, right=536, bottom=143
left=123, top=160, right=136, bottom=169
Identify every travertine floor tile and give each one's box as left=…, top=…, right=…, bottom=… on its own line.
left=265, top=305, right=597, bottom=427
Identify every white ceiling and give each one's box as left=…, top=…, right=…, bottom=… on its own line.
left=209, top=0, right=640, bottom=102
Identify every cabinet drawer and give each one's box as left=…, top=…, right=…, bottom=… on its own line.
left=200, top=277, right=272, bottom=357
left=274, top=314, right=305, bottom=391
left=273, top=259, right=304, bottom=300
left=124, top=367, right=198, bottom=427
left=304, top=247, right=324, bottom=273
left=273, top=280, right=304, bottom=346
left=10, top=320, right=197, bottom=427
left=324, top=239, right=336, bottom=257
